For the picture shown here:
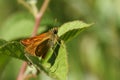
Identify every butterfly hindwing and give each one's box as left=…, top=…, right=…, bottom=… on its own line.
left=35, top=39, right=50, bottom=58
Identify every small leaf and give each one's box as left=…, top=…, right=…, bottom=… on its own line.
left=58, top=20, right=93, bottom=42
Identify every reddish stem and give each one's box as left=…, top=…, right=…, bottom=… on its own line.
left=31, top=15, right=41, bottom=37
left=17, top=62, right=27, bottom=80
left=32, top=0, right=50, bottom=37
left=17, top=0, right=50, bottom=80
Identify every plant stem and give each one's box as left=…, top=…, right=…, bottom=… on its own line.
left=31, top=0, right=50, bottom=37
left=17, top=0, right=50, bottom=80
left=18, top=0, right=33, bottom=14
left=17, top=62, right=27, bottom=80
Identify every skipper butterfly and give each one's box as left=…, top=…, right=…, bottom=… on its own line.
left=21, top=28, right=59, bottom=58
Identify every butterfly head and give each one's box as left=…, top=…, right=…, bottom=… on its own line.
left=50, top=27, right=58, bottom=35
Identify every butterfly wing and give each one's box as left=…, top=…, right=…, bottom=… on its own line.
left=21, top=33, right=51, bottom=56
left=35, top=39, right=51, bottom=58
left=21, top=33, right=49, bottom=47
left=21, top=28, right=58, bottom=58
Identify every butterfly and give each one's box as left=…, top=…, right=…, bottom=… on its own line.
left=21, top=28, right=59, bottom=59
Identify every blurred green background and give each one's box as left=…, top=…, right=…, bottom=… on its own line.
left=0, top=0, right=120, bottom=80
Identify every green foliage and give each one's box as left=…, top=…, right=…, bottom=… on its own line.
left=0, top=11, right=57, bottom=40
left=0, top=13, right=34, bottom=40
left=0, top=39, right=7, bottom=46
left=48, top=41, right=68, bottom=80
left=58, top=21, right=93, bottom=42
left=25, top=41, right=68, bottom=80
left=0, top=40, right=27, bottom=61
left=1, top=0, right=119, bottom=80
left=0, top=21, right=92, bottom=80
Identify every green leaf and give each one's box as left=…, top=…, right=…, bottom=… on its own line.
left=0, top=39, right=7, bottom=46
left=58, top=20, right=93, bottom=42
left=0, top=39, right=27, bottom=61
left=0, top=39, right=68, bottom=80
left=0, top=55, right=10, bottom=77
left=25, top=41, right=68, bottom=80
left=48, top=41, right=68, bottom=80
left=0, top=39, right=25, bottom=79
left=0, top=39, right=10, bottom=76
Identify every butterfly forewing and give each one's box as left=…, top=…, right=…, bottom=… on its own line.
left=21, top=33, right=49, bottom=46
left=21, top=32, right=51, bottom=56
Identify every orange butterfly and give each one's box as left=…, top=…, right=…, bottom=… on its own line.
left=21, top=28, right=59, bottom=58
